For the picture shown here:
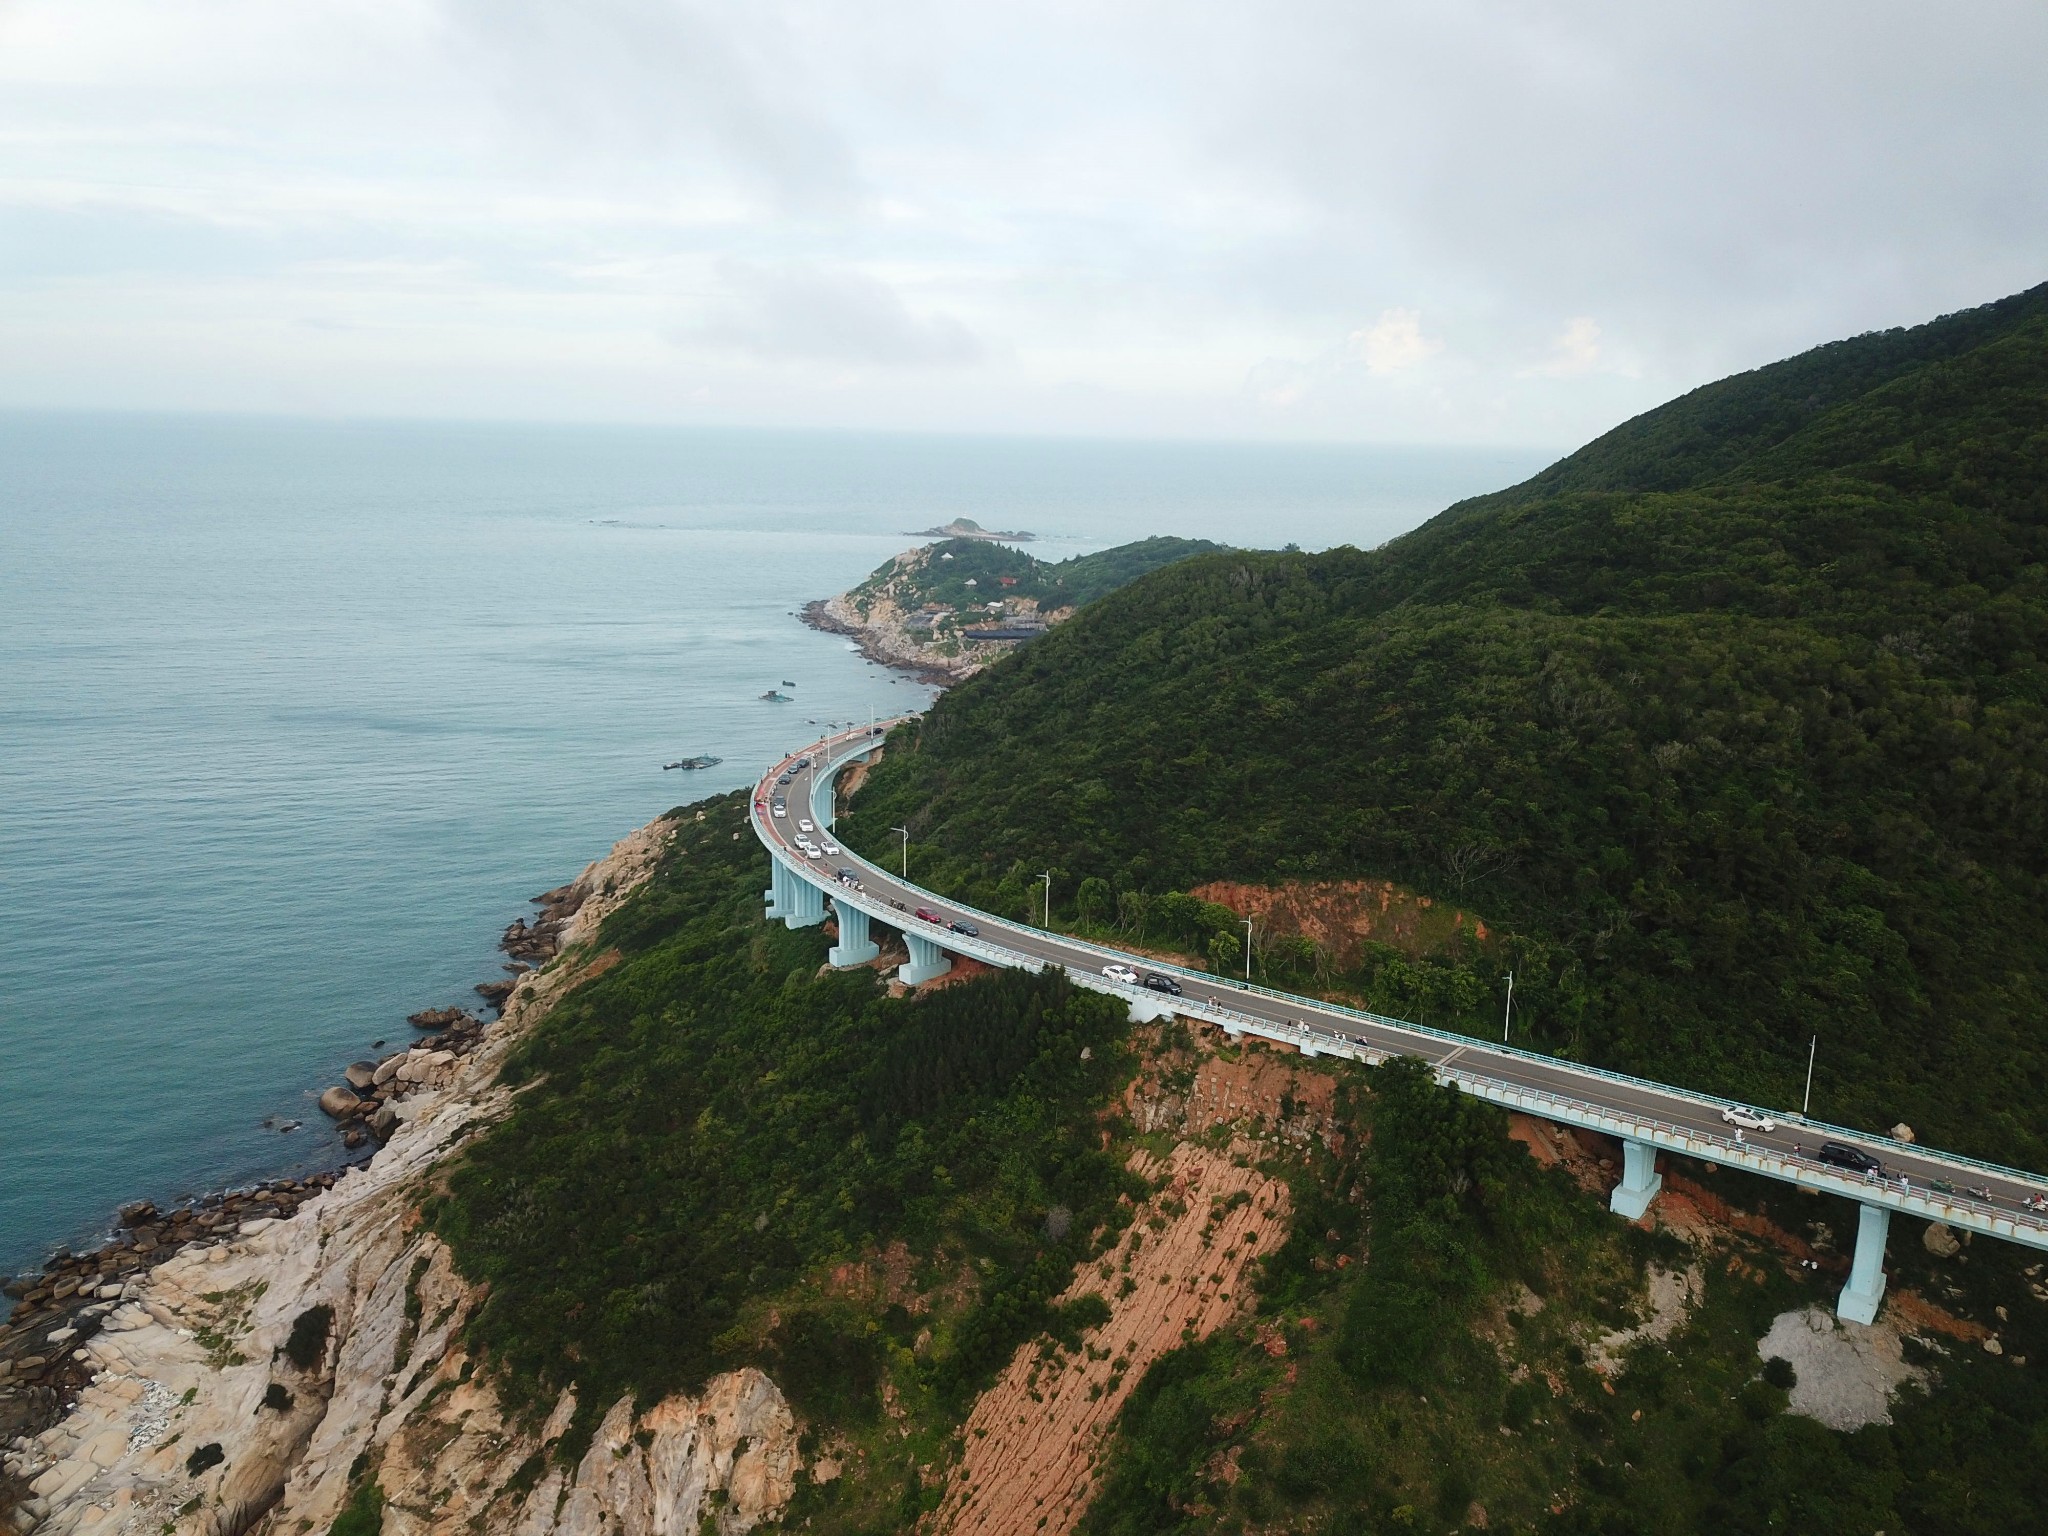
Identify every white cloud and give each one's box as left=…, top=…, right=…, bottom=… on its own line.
left=1348, top=308, right=1444, bottom=375
left=0, top=1, right=2043, bottom=441
left=1535, top=316, right=1603, bottom=377
left=683, top=262, right=985, bottom=368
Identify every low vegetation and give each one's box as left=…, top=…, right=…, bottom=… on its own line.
left=430, top=795, right=1143, bottom=1498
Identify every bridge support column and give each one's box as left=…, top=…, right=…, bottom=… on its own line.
left=899, top=931, right=952, bottom=986
left=1838, top=1203, right=1891, bottom=1325
left=1609, top=1138, right=1663, bottom=1221
left=765, top=859, right=792, bottom=920
left=828, top=901, right=879, bottom=967
left=781, top=868, right=827, bottom=929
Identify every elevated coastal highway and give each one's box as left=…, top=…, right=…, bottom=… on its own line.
left=751, top=722, right=2048, bottom=1325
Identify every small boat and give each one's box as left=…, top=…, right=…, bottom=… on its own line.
left=760, top=689, right=792, bottom=702
left=781, top=680, right=796, bottom=687
left=663, top=755, right=723, bottom=771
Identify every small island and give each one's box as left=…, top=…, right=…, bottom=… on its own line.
left=908, top=516, right=1035, bottom=542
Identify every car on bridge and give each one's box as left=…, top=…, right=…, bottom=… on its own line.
left=821, top=839, right=841, bottom=855
left=798, top=818, right=815, bottom=833
left=915, top=907, right=942, bottom=923
left=949, top=920, right=980, bottom=936
left=772, top=805, right=786, bottom=818
left=1721, top=1106, right=1778, bottom=1133
left=1102, top=963, right=1139, bottom=985
left=1143, top=973, right=1183, bottom=996
left=1816, top=1141, right=1883, bottom=1175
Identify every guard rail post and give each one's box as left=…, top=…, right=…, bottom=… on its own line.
left=1610, top=1138, right=1663, bottom=1220
left=1838, top=1203, right=1891, bottom=1325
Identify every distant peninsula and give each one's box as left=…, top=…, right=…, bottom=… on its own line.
left=908, top=516, right=1035, bottom=542
left=806, top=533, right=1227, bottom=682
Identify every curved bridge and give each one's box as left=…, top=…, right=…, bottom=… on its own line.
left=752, top=722, right=2048, bottom=1325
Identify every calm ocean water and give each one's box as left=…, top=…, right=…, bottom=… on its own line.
left=0, top=414, right=1547, bottom=1275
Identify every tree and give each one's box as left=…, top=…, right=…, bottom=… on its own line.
left=1077, top=877, right=1113, bottom=926
left=1207, top=931, right=1242, bottom=975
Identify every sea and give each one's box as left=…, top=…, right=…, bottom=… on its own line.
left=0, top=414, right=1549, bottom=1276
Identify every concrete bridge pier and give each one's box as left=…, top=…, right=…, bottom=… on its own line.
left=1609, top=1138, right=1663, bottom=1220
left=828, top=901, right=880, bottom=967
left=780, top=867, right=827, bottom=929
left=899, top=931, right=952, bottom=986
left=1838, top=1203, right=1891, bottom=1325
left=765, top=859, right=793, bottom=921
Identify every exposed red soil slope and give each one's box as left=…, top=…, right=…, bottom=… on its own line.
left=1190, top=878, right=1489, bottom=969
left=932, top=1144, right=1290, bottom=1536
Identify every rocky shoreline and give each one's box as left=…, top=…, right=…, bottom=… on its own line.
left=0, top=814, right=805, bottom=1536
left=800, top=596, right=965, bottom=685
left=1, top=881, right=577, bottom=1326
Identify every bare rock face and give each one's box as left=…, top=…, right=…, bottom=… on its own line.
left=0, top=814, right=790, bottom=1536
left=494, top=1378, right=796, bottom=1536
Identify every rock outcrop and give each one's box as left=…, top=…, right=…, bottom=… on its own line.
left=0, top=815, right=809, bottom=1536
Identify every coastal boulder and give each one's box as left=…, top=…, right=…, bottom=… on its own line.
left=318, top=1086, right=362, bottom=1119
left=343, top=1062, right=377, bottom=1091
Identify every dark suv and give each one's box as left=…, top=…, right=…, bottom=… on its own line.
left=1144, top=973, right=1184, bottom=996
left=1816, top=1141, right=1883, bottom=1175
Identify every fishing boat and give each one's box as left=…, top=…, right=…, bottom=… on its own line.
left=663, top=755, right=723, bottom=771
left=760, top=689, right=792, bottom=702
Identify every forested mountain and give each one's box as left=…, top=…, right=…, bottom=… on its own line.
left=843, top=283, right=2048, bottom=1163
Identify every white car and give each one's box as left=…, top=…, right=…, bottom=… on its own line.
left=798, top=819, right=815, bottom=833
left=821, top=839, right=841, bottom=855
left=1721, top=1106, right=1778, bottom=1133
left=771, top=805, right=786, bottom=818
left=1101, top=963, right=1140, bottom=985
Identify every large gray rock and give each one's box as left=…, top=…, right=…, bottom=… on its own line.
left=1923, top=1222, right=1962, bottom=1258
left=343, top=1062, right=377, bottom=1091
left=317, top=1086, right=361, bottom=1120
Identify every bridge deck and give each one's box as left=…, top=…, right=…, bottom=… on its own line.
left=751, top=723, right=2048, bottom=1254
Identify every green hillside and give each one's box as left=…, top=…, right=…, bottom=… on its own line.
left=841, top=283, right=2048, bottom=1164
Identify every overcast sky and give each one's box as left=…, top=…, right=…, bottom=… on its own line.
left=3, top=0, right=2043, bottom=444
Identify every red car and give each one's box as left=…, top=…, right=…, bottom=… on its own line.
left=914, top=907, right=941, bottom=923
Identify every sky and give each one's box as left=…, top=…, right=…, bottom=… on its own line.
left=3, top=0, right=2044, bottom=445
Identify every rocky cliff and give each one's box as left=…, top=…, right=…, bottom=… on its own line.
left=3, top=816, right=805, bottom=1536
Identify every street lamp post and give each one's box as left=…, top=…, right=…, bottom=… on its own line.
left=1502, top=970, right=1515, bottom=1043
left=1041, top=872, right=1053, bottom=928
left=891, top=827, right=909, bottom=878
left=1242, top=918, right=1253, bottom=981
left=1802, top=1035, right=1818, bottom=1118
